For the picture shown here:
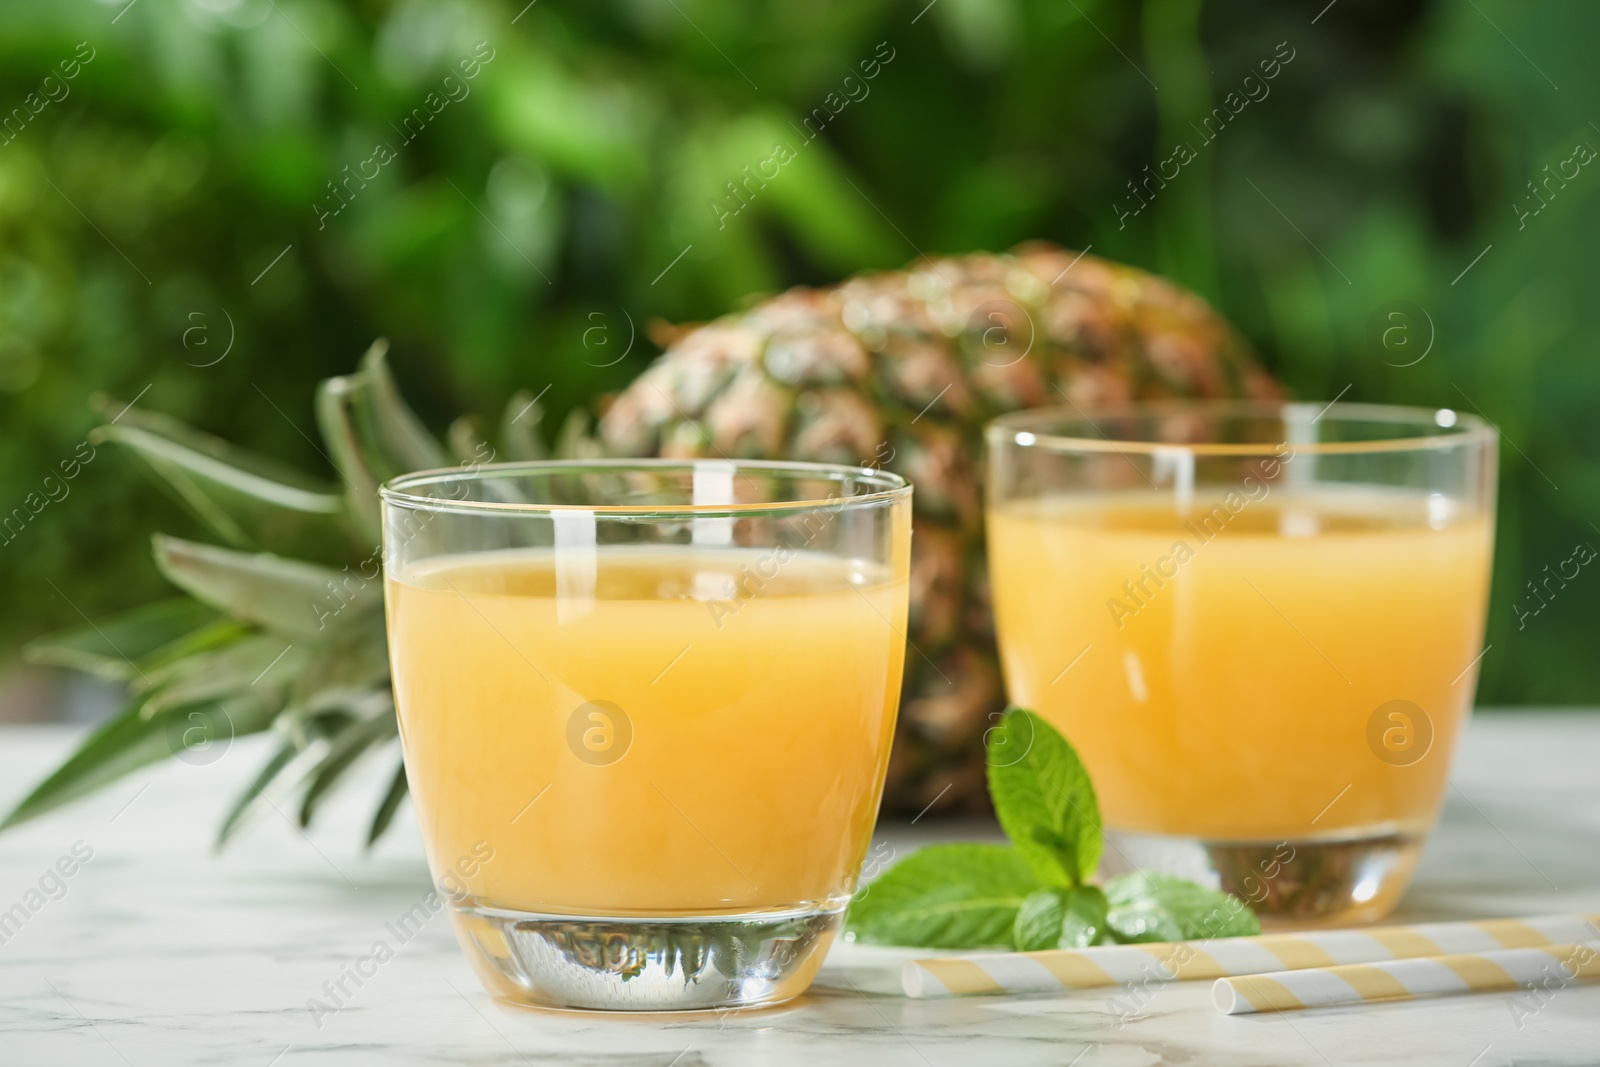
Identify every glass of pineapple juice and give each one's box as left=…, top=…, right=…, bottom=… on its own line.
left=380, top=459, right=911, bottom=1011
left=985, top=402, right=1496, bottom=924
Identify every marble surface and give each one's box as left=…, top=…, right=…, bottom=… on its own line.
left=2, top=711, right=1598, bottom=1066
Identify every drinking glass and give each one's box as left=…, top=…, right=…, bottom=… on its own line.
left=380, top=459, right=911, bottom=1010
left=985, top=402, right=1496, bottom=924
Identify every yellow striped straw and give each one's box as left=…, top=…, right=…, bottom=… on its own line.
left=1214, top=940, right=1600, bottom=1014
left=901, top=912, right=1600, bottom=999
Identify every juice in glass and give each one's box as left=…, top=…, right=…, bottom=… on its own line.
left=387, top=546, right=907, bottom=916
left=380, top=460, right=911, bottom=1010
left=989, top=492, right=1492, bottom=839
left=985, top=404, right=1497, bottom=922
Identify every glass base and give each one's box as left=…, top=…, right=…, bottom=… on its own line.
left=1104, top=828, right=1424, bottom=926
left=448, top=903, right=841, bottom=1011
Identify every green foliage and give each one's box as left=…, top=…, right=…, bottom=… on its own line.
left=23, top=598, right=224, bottom=681
left=0, top=0, right=1595, bottom=705
left=1, top=349, right=455, bottom=840
left=844, top=843, right=1041, bottom=949
left=847, top=708, right=1258, bottom=950
left=88, top=398, right=348, bottom=558
left=1104, top=872, right=1261, bottom=943
left=152, top=535, right=374, bottom=639
left=0, top=690, right=278, bottom=829
left=1013, top=886, right=1109, bottom=951
left=987, top=708, right=1102, bottom=885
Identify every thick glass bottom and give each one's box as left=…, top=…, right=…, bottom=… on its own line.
left=1104, top=827, right=1425, bottom=926
left=447, top=903, right=841, bottom=1011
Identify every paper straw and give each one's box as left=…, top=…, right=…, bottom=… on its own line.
left=901, top=912, right=1600, bottom=998
left=1213, top=940, right=1600, bottom=1015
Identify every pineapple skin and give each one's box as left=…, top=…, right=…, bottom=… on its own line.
left=599, top=244, right=1279, bottom=817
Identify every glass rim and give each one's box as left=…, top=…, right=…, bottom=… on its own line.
left=984, top=400, right=1497, bottom=457
left=379, top=457, right=912, bottom=517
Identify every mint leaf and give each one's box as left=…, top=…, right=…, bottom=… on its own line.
left=847, top=843, right=1043, bottom=948
left=1012, top=889, right=1067, bottom=952
left=985, top=707, right=1102, bottom=886
left=1058, top=885, right=1110, bottom=947
left=1104, top=872, right=1260, bottom=943
left=1012, top=885, right=1109, bottom=951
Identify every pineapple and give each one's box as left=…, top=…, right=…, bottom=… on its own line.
left=4, top=244, right=1275, bottom=842
left=599, top=243, right=1277, bottom=816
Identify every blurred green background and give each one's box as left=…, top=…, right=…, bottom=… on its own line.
left=0, top=0, right=1595, bottom=713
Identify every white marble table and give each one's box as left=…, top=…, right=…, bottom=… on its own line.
left=2, top=711, right=1598, bottom=1066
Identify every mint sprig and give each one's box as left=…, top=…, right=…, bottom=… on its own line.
left=845, top=844, right=1038, bottom=948
left=847, top=707, right=1260, bottom=952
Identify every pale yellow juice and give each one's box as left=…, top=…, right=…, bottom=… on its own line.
left=988, top=490, right=1493, bottom=842
left=386, top=546, right=908, bottom=916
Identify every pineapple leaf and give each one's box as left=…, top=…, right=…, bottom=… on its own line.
left=281, top=705, right=357, bottom=751
left=141, top=636, right=307, bottom=711
left=501, top=390, right=548, bottom=461
left=447, top=417, right=529, bottom=502
left=227, top=708, right=376, bottom=844
left=555, top=408, right=602, bottom=459
left=366, top=760, right=409, bottom=848
left=355, top=339, right=448, bottom=475
left=23, top=598, right=222, bottom=681
left=216, top=739, right=301, bottom=849
left=89, top=395, right=341, bottom=494
left=93, top=422, right=349, bottom=556
left=0, top=691, right=277, bottom=830
left=315, top=341, right=447, bottom=541
left=290, top=618, right=390, bottom=707
left=299, top=711, right=398, bottom=828
left=136, top=619, right=255, bottom=675
left=153, top=535, right=378, bottom=640
left=448, top=416, right=492, bottom=466
left=315, top=375, right=384, bottom=546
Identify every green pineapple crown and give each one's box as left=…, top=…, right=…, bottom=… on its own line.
left=6, top=341, right=563, bottom=848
